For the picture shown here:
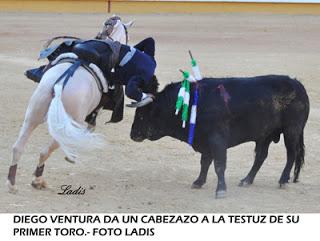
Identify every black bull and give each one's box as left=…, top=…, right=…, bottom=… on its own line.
left=130, top=75, right=309, bottom=198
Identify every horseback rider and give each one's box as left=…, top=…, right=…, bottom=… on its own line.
left=70, top=37, right=157, bottom=107
left=25, top=15, right=127, bottom=83
left=26, top=32, right=156, bottom=108
left=25, top=16, right=136, bottom=126
left=114, top=37, right=156, bottom=107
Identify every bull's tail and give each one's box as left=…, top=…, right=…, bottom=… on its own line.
left=293, top=131, right=305, bottom=183
left=47, top=83, right=105, bottom=161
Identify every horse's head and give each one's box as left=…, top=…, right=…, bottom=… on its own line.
left=95, top=15, right=134, bottom=45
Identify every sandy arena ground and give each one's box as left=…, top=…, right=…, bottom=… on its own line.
left=0, top=12, right=319, bottom=213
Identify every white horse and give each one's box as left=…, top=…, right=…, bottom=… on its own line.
left=6, top=16, right=133, bottom=193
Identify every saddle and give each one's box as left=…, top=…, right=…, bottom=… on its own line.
left=86, top=84, right=124, bottom=125
left=39, top=39, right=80, bottom=61
left=55, top=55, right=124, bottom=125
left=71, top=39, right=121, bottom=79
left=26, top=40, right=80, bottom=83
left=26, top=40, right=124, bottom=124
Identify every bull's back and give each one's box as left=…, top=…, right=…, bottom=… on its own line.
left=196, top=75, right=309, bottom=146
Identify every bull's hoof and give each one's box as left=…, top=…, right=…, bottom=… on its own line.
left=215, top=190, right=226, bottom=199
left=279, top=182, right=288, bottom=189
left=239, top=179, right=253, bottom=187
left=31, top=177, right=48, bottom=189
left=279, top=177, right=289, bottom=189
left=293, top=177, right=299, bottom=183
left=191, top=183, right=202, bottom=189
left=191, top=180, right=205, bottom=189
left=6, top=180, right=18, bottom=194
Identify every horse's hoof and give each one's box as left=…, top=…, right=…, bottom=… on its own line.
left=6, top=180, right=18, bottom=194
left=87, top=124, right=96, bottom=132
left=31, top=177, right=48, bottom=189
left=215, top=190, right=226, bottom=199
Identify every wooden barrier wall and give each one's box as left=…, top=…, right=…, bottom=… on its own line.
left=0, top=0, right=320, bottom=14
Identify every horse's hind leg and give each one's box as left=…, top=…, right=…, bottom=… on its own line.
left=239, top=137, right=272, bottom=187
left=7, top=118, right=39, bottom=193
left=31, top=139, right=59, bottom=189
left=7, top=86, right=53, bottom=193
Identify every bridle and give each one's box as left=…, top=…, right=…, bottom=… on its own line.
left=123, top=23, right=128, bottom=45
left=96, top=17, right=129, bottom=45
left=44, top=17, right=129, bottom=51
left=106, top=23, right=128, bottom=45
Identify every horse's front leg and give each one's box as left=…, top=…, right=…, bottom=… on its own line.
left=31, top=139, right=59, bottom=189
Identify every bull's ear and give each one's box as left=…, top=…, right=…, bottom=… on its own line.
left=124, top=20, right=134, bottom=28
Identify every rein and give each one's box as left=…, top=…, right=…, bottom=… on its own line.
left=123, top=24, right=128, bottom=45
left=97, top=17, right=128, bottom=45
left=43, top=36, right=81, bottom=49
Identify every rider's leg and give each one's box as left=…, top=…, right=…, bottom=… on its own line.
left=125, top=76, right=144, bottom=101
left=134, top=37, right=155, bottom=58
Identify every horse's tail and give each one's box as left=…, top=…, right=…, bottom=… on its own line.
left=293, top=130, right=305, bottom=183
left=47, top=82, right=105, bottom=161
